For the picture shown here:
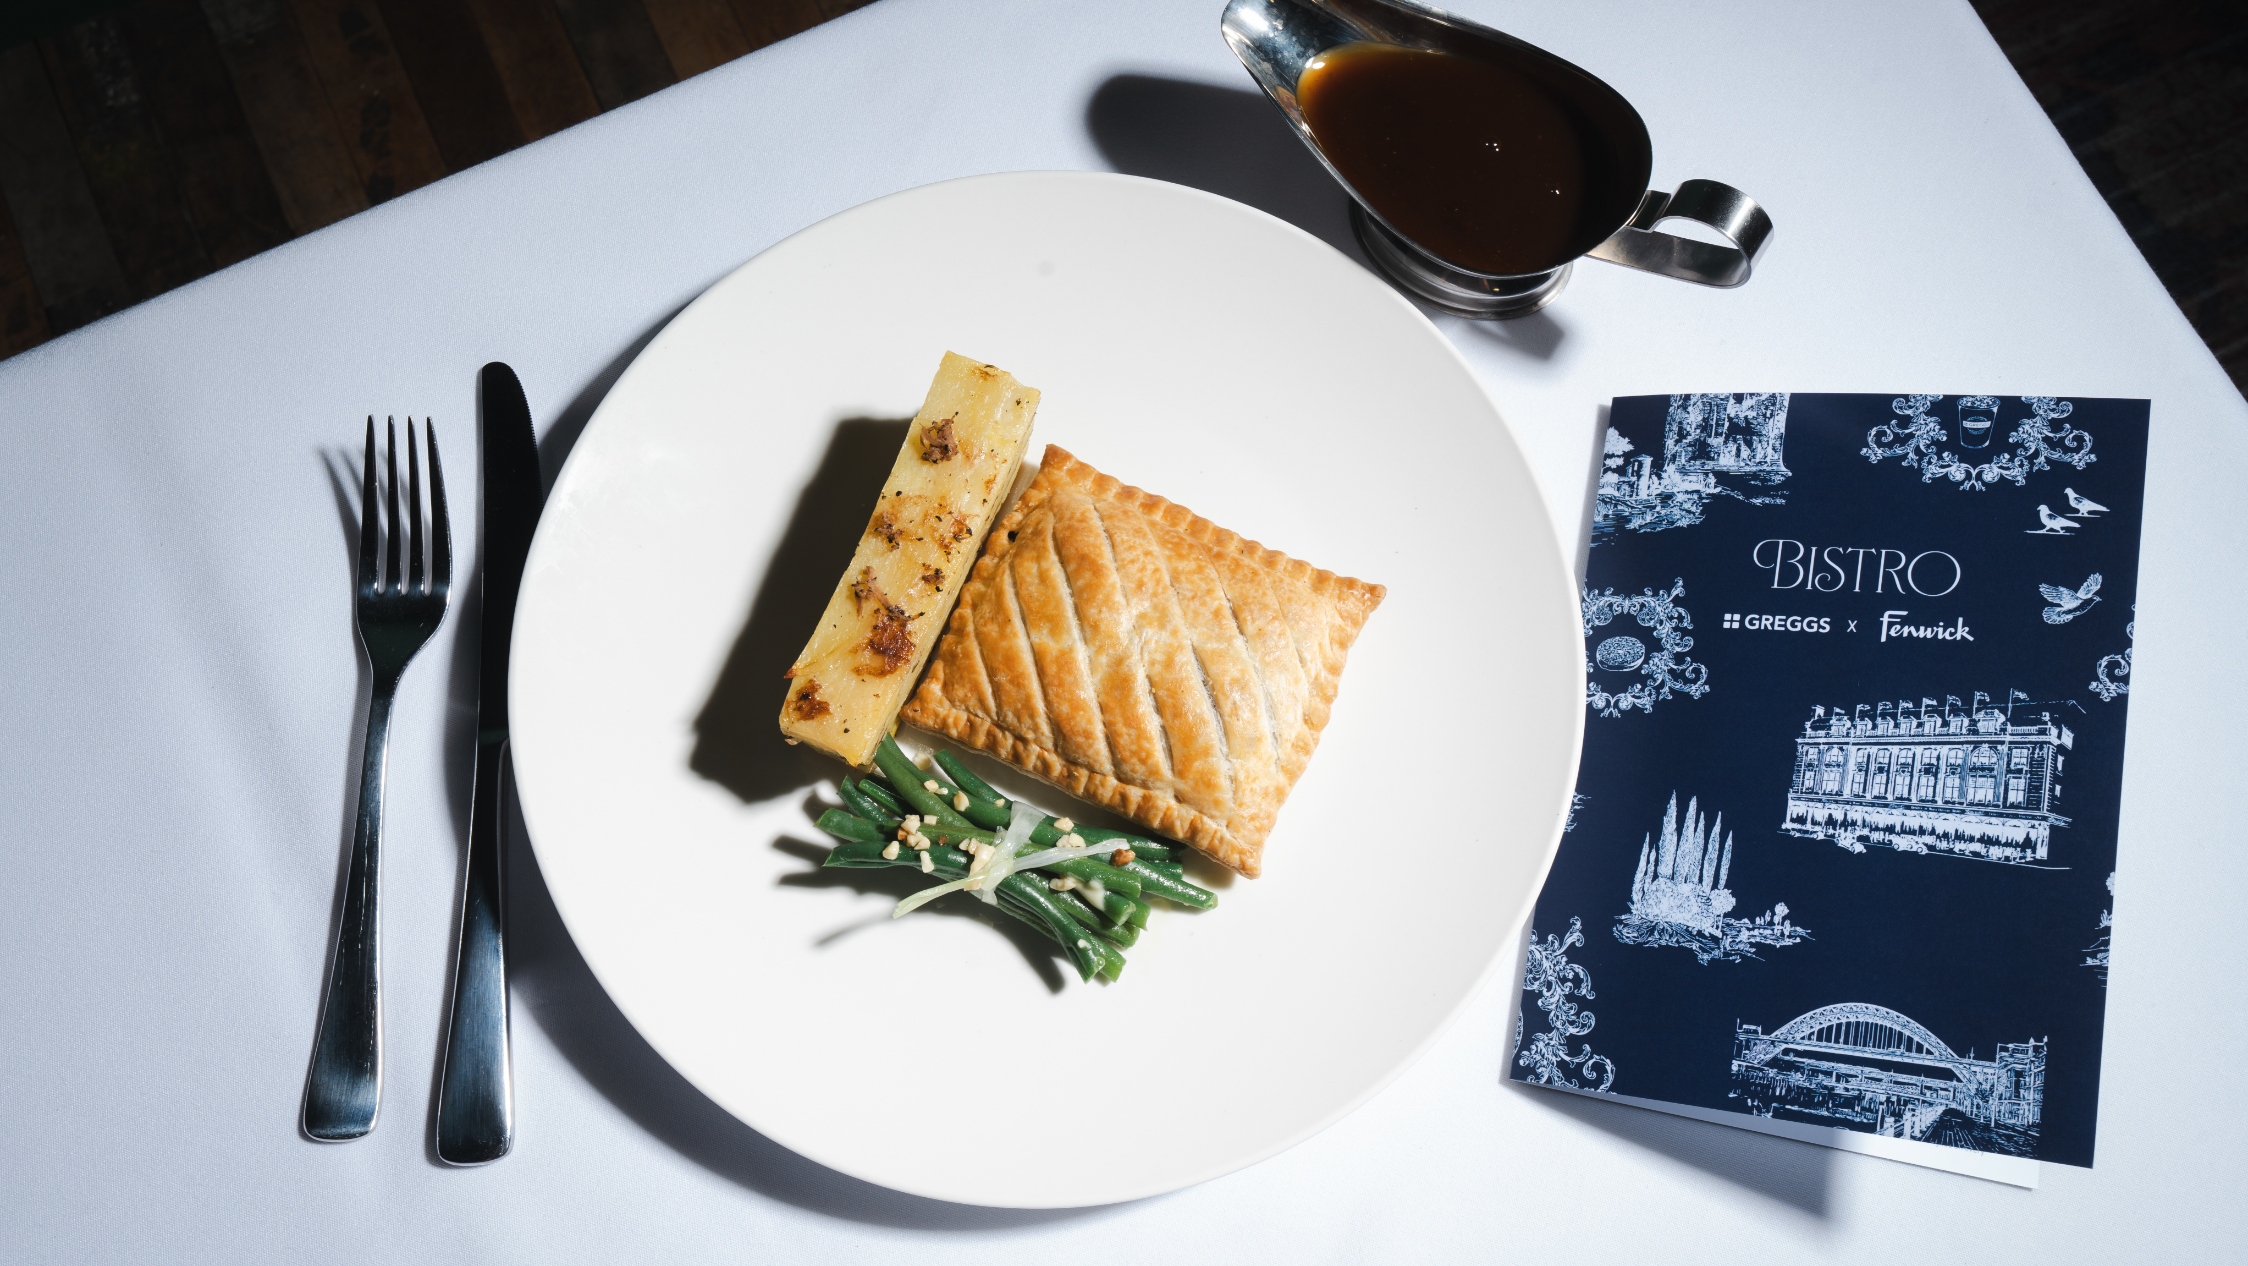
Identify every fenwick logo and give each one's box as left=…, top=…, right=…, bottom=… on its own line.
left=1717, top=611, right=1967, bottom=642
left=1879, top=610, right=1973, bottom=642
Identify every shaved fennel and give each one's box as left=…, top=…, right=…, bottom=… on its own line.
left=890, top=835, right=1134, bottom=919
left=968, top=801, right=1040, bottom=905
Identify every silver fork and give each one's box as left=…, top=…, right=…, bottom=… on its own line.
left=304, top=417, right=451, bottom=1142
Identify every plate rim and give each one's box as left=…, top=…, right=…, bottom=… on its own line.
left=510, top=169, right=1586, bottom=1207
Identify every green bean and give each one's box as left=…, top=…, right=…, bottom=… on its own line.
left=836, top=815, right=1147, bottom=919
left=1044, top=881, right=1138, bottom=947
left=893, top=831, right=1146, bottom=906
left=999, top=872, right=1119, bottom=979
left=1098, top=887, right=1153, bottom=931
left=847, top=809, right=1158, bottom=915
left=836, top=782, right=899, bottom=830
left=1119, top=859, right=1216, bottom=909
left=1067, top=895, right=1141, bottom=946
left=815, top=808, right=886, bottom=846
left=1057, top=824, right=1173, bottom=863
left=1063, top=870, right=1151, bottom=929
left=1047, top=856, right=1142, bottom=900
left=930, top=752, right=1016, bottom=829
left=931, top=749, right=1002, bottom=802
left=824, top=837, right=1110, bottom=981
left=872, top=737, right=978, bottom=831
left=853, top=778, right=906, bottom=818
left=1026, top=820, right=1170, bottom=863
left=820, top=839, right=890, bottom=867
left=923, top=749, right=1176, bottom=862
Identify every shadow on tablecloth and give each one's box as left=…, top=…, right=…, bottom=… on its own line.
left=497, top=314, right=1118, bottom=1225
left=1495, top=959, right=1835, bottom=1217
left=506, top=812, right=1113, bottom=1226
left=1515, top=1086, right=1836, bottom=1217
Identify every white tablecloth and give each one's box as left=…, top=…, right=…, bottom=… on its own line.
left=4, top=0, right=2243, bottom=1259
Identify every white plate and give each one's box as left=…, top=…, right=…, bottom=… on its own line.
left=511, top=171, right=1582, bottom=1208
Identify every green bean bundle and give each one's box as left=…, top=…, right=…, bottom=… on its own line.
left=811, top=737, right=1219, bottom=982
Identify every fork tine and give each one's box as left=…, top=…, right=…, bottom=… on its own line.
left=426, top=420, right=451, bottom=589
left=407, top=419, right=425, bottom=594
left=358, top=416, right=378, bottom=589
left=384, top=417, right=403, bottom=594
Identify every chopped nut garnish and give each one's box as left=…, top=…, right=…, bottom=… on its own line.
left=919, top=850, right=934, bottom=874
left=1052, top=817, right=1074, bottom=832
left=918, top=416, right=959, bottom=463
left=1111, top=848, right=1136, bottom=866
left=1060, top=834, right=1084, bottom=849
left=953, top=791, right=970, bottom=811
left=881, top=841, right=900, bottom=861
left=923, top=780, right=942, bottom=793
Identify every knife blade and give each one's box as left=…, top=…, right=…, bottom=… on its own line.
left=435, top=362, right=545, bottom=1165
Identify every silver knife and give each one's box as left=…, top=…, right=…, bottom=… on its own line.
left=435, top=363, right=545, bottom=1164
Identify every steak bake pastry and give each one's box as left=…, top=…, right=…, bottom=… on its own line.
left=901, top=447, right=1383, bottom=877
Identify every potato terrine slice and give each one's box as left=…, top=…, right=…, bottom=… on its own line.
left=779, top=352, right=1039, bottom=766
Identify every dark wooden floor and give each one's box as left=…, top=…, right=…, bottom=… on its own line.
left=1971, top=0, right=2247, bottom=394
left=2, top=1, right=2242, bottom=396
left=0, top=0, right=871, bottom=358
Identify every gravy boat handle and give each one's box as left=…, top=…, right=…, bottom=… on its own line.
left=1585, top=179, right=1774, bottom=288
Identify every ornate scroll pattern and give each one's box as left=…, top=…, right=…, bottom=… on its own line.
left=1862, top=395, right=2095, bottom=491
left=2091, top=609, right=2134, bottom=702
left=1516, top=917, right=1616, bottom=1092
left=1584, top=580, right=1709, bottom=717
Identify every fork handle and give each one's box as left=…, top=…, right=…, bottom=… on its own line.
left=436, top=738, right=514, bottom=1164
left=304, top=683, right=395, bottom=1141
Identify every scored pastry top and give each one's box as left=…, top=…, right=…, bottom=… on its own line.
left=902, top=446, right=1384, bottom=877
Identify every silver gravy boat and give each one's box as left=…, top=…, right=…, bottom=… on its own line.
left=1221, top=0, right=1773, bottom=318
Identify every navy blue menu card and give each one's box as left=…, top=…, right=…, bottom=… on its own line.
left=1511, top=393, right=2147, bottom=1172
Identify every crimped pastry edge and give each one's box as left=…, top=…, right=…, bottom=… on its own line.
left=903, top=445, right=1385, bottom=877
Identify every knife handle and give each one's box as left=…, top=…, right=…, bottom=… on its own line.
left=436, top=739, right=513, bottom=1164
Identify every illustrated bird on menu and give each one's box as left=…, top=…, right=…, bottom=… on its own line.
left=2066, top=487, right=2110, bottom=517
left=2028, top=504, right=2078, bottom=534
left=2040, top=572, right=2103, bottom=624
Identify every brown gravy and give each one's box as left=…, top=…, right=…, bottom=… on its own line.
left=1298, top=41, right=1612, bottom=277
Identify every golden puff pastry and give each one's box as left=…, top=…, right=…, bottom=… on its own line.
left=901, top=447, right=1383, bottom=876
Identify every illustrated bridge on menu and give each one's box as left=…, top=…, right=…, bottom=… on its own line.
left=1730, top=1003, right=2045, bottom=1152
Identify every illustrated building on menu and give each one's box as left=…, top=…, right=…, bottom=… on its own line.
left=1731, top=1003, right=2045, bottom=1151
left=1615, top=393, right=1792, bottom=501
left=1781, top=696, right=2072, bottom=864
left=1664, top=391, right=1790, bottom=479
